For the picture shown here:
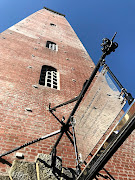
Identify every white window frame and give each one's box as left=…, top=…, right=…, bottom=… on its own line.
left=45, top=71, right=60, bottom=90
left=47, top=41, right=58, bottom=51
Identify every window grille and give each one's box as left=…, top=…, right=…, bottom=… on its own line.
left=46, top=41, right=58, bottom=51
left=39, top=65, right=59, bottom=90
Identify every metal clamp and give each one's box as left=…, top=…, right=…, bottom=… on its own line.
left=70, top=117, right=76, bottom=127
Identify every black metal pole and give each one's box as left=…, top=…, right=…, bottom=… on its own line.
left=49, top=110, right=65, bottom=125
left=0, top=129, right=61, bottom=158
left=49, top=96, right=79, bottom=111
left=65, top=131, right=74, bottom=145
left=51, top=52, right=107, bottom=152
left=107, top=67, right=134, bottom=105
left=107, top=67, right=123, bottom=89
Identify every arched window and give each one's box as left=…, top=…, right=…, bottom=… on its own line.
left=46, top=41, right=58, bottom=51
left=39, top=65, right=59, bottom=90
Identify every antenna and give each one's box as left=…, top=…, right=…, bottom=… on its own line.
left=111, top=32, right=117, bottom=41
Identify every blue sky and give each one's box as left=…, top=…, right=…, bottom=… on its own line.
left=0, top=0, right=135, bottom=101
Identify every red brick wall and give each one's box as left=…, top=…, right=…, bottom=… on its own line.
left=104, top=130, right=135, bottom=180
left=0, top=8, right=134, bottom=179
left=0, top=8, right=94, bottom=175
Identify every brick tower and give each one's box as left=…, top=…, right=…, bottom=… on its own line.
left=0, top=7, right=134, bottom=179
left=0, top=7, right=94, bottom=175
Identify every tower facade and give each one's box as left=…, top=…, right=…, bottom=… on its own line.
left=0, top=7, right=134, bottom=179
left=0, top=7, right=94, bottom=175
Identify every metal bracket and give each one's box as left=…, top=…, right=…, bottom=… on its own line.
left=101, top=32, right=118, bottom=55
left=70, top=116, right=76, bottom=127
left=102, top=64, right=108, bottom=75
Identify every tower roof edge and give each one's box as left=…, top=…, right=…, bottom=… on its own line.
left=43, top=7, right=65, bottom=17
